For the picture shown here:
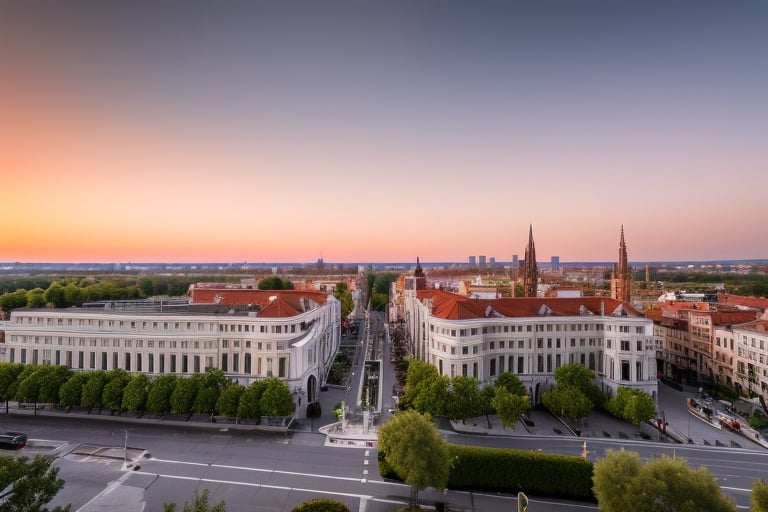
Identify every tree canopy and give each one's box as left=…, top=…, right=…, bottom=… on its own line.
left=607, top=387, right=657, bottom=426
left=592, top=449, right=737, bottom=512
left=0, top=455, right=71, bottom=512
left=377, top=410, right=452, bottom=506
left=163, top=489, right=225, bottom=512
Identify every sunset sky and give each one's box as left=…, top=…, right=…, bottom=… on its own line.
left=1, top=1, right=766, bottom=264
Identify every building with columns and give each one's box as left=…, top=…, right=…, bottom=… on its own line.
left=401, top=286, right=657, bottom=404
left=0, top=286, right=341, bottom=419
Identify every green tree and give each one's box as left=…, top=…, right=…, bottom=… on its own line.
left=216, top=383, right=244, bottom=417
left=38, top=366, right=71, bottom=404
left=237, top=380, right=268, bottom=420
left=0, top=289, right=28, bottom=313
left=102, top=370, right=130, bottom=412
left=257, top=276, right=293, bottom=290
left=401, top=359, right=449, bottom=416
left=495, top=371, right=527, bottom=396
left=0, top=363, right=25, bottom=405
left=62, top=284, right=83, bottom=307
left=170, top=377, right=199, bottom=416
left=59, top=371, right=89, bottom=408
left=753, top=478, right=768, bottom=512
left=592, top=449, right=737, bottom=512
left=81, top=371, right=109, bottom=412
left=491, top=386, right=531, bottom=429
left=122, top=373, right=150, bottom=415
left=44, top=283, right=66, bottom=308
left=0, top=454, right=71, bottom=511
left=447, top=376, right=482, bottom=421
left=194, top=368, right=228, bottom=415
left=146, top=375, right=178, bottom=415
left=137, top=277, right=154, bottom=297
left=553, top=363, right=603, bottom=406
left=14, top=364, right=42, bottom=404
left=377, top=410, right=452, bottom=506
left=607, top=387, right=657, bottom=426
left=26, top=288, right=47, bottom=308
left=542, top=385, right=593, bottom=421
left=369, top=293, right=388, bottom=312
left=163, top=489, right=225, bottom=512
left=333, top=283, right=354, bottom=320
left=259, top=378, right=295, bottom=417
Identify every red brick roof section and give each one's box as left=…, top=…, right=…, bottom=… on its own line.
left=415, top=290, right=640, bottom=320
left=718, top=292, right=768, bottom=311
left=188, top=287, right=328, bottom=318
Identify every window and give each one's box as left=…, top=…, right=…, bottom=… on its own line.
left=462, top=346, right=469, bottom=355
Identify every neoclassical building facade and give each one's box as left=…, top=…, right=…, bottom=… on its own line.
left=0, top=286, right=341, bottom=418
left=402, top=285, right=658, bottom=403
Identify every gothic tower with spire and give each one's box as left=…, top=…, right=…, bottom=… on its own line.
left=611, top=226, right=632, bottom=302
left=523, top=225, right=539, bottom=297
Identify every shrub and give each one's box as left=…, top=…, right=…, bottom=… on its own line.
left=379, top=444, right=594, bottom=502
left=291, top=498, right=350, bottom=512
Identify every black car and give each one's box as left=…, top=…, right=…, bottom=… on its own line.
left=0, top=431, right=27, bottom=449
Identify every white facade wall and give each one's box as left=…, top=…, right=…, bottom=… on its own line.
left=0, top=298, right=340, bottom=418
left=403, top=292, right=657, bottom=403
left=733, top=322, right=768, bottom=405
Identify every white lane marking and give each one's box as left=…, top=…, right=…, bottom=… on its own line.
left=147, top=458, right=366, bottom=482
left=134, top=470, right=376, bottom=502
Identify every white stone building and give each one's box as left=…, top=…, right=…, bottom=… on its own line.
left=402, top=286, right=657, bottom=404
left=0, top=288, right=341, bottom=419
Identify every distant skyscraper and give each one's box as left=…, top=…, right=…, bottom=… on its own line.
left=523, top=225, right=539, bottom=297
left=479, top=255, right=486, bottom=267
left=512, top=254, right=518, bottom=269
left=551, top=256, right=560, bottom=271
left=489, top=257, right=496, bottom=267
left=469, top=256, right=477, bottom=266
left=611, top=225, right=632, bottom=302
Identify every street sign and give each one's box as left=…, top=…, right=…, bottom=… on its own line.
left=517, top=491, right=529, bottom=512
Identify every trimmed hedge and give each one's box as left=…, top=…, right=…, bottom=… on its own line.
left=291, top=498, right=351, bottom=512
left=380, top=443, right=595, bottom=502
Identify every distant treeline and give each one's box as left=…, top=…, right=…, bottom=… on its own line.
left=637, top=270, right=768, bottom=298
left=0, top=275, right=241, bottom=313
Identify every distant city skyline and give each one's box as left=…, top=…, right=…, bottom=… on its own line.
left=2, top=1, right=767, bottom=264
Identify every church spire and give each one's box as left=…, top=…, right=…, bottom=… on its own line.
left=612, top=225, right=631, bottom=302
left=523, top=224, right=538, bottom=297
left=414, top=257, right=425, bottom=278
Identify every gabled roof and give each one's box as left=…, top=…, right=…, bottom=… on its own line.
left=416, top=290, right=641, bottom=320
left=258, top=296, right=303, bottom=318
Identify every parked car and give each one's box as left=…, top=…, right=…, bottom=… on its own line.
left=0, top=431, right=27, bottom=449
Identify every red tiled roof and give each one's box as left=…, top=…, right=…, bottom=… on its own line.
left=415, top=290, right=640, bottom=320
left=188, top=287, right=328, bottom=318
left=718, top=293, right=768, bottom=310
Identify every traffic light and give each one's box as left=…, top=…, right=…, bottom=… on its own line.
left=517, top=491, right=529, bottom=512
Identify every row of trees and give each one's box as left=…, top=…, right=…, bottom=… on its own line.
left=541, top=364, right=657, bottom=427
left=0, top=363, right=295, bottom=420
left=399, top=359, right=531, bottom=428
left=363, top=271, right=398, bottom=311
left=0, top=273, right=332, bottom=314
left=0, top=274, right=246, bottom=313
